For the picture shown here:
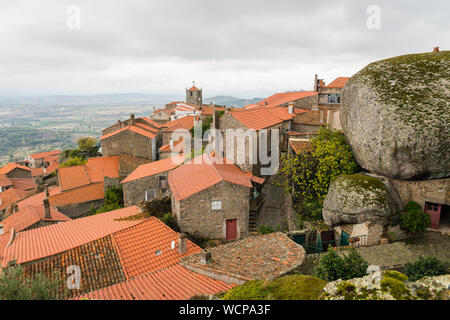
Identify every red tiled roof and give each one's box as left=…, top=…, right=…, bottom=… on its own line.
left=85, top=156, right=119, bottom=183
left=29, top=151, right=61, bottom=160
left=162, top=115, right=198, bottom=132
left=100, top=125, right=156, bottom=140
left=58, top=166, right=91, bottom=191
left=159, top=137, right=184, bottom=152
left=57, top=156, right=119, bottom=191
left=321, top=77, right=350, bottom=88
left=112, top=218, right=202, bottom=278
left=49, top=182, right=105, bottom=207
left=9, top=178, right=36, bottom=191
left=78, top=265, right=232, bottom=300
left=181, top=232, right=305, bottom=282
left=257, top=91, right=317, bottom=108
left=1, top=203, right=70, bottom=236
left=43, top=155, right=60, bottom=163
left=139, top=117, right=163, bottom=128
left=134, top=122, right=159, bottom=133
left=188, top=85, right=201, bottom=91
left=1, top=206, right=144, bottom=266
left=0, top=175, right=13, bottom=187
left=16, top=187, right=60, bottom=211
left=0, top=188, right=28, bottom=212
left=0, top=163, right=31, bottom=175
left=169, top=154, right=254, bottom=201
left=289, top=139, right=313, bottom=154
left=31, top=167, right=45, bottom=177
left=229, top=107, right=285, bottom=130
left=121, top=158, right=182, bottom=183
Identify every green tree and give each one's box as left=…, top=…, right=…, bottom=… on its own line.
left=313, top=247, right=368, bottom=281
left=90, top=186, right=124, bottom=215
left=0, top=264, right=65, bottom=300
left=59, top=157, right=87, bottom=168
left=77, top=137, right=99, bottom=157
left=400, top=201, right=431, bottom=236
left=278, top=126, right=358, bottom=222
left=403, top=256, right=449, bottom=281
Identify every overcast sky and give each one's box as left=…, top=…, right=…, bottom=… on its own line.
left=0, top=0, right=448, bottom=98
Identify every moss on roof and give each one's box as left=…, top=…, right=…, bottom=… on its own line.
left=222, top=275, right=327, bottom=300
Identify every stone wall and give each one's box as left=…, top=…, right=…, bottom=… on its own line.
left=123, top=172, right=170, bottom=207
left=387, top=177, right=450, bottom=208
left=101, top=130, right=155, bottom=161
left=118, top=154, right=152, bottom=177
left=172, top=180, right=250, bottom=240
left=7, top=168, right=32, bottom=179
left=56, top=199, right=104, bottom=219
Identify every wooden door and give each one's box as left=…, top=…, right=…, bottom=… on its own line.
left=226, top=219, right=237, bottom=240
left=425, top=202, right=441, bottom=229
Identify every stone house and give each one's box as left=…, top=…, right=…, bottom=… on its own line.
left=181, top=232, right=305, bottom=285
left=0, top=163, right=36, bottom=195
left=100, top=116, right=158, bottom=162
left=102, top=114, right=162, bottom=136
left=49, top=156, right=121, bottom=218
left=25, top=151, right=61, bottom=169
left=0, top=163, right=33, bottom=179
left=169, top=155, right=264, bottom=240
left=246, top=91, right=317, bottom=110
left=217, top=107, right=296, bottom=175
left=122, top=156, right=182, bottom=206
left=158, top=137, right=184, bottom=160
left=160, top=115, right=198, bottom=147
left=150, top=108, right=172, bottom=123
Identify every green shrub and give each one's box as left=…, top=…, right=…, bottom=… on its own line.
left=90, top=186, right=124, bottom=215
left=313, top=247, right=368, bottom=281
left=258, top=225, right=276, bottom=235
left=403, top=256, right=449, bottom=281
left=160, top=212, right=179, bottom=231
left=143, top=197, right=171, bottom=218
left=400, top=201, right=431, bottom=234
left=380, top=271, right=412, bottom=300
left=59, top=157, right=87, bottom=167
left=222, top=275, right=327, bottom=300
left=0, top=264, right=65, bottom=300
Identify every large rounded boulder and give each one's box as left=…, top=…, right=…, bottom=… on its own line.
left=322, top=174, right=402, bottom=226
left=341, top=51, right=450, bottom=180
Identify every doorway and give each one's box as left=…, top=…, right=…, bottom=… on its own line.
left=439, top=204, right=450, bottom=232
left=226, top=219, right=237, bottom=240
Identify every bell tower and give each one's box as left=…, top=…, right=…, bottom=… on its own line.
left=186, top=81, right=202, bottom=106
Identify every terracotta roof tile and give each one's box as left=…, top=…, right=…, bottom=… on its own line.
left=1, top=206, right=144, bottom=266
left=0, top=188, right=29, bottom=211
left=321, top=77, right=350, bottom=88
left=0, top=175, right=13, bottom=187
left=29, top=151, right=61, bottom=160
left=229, top=107, right=285, bottom=130
left=48, top=182, right=105, bottom=207
left=23, top=236, right=126, bottom=298
left=162, top=115, right=198, bottom=132
left=257, top=91, right=317, bottom=108
left=9, top=178, right=36, bottom=191
left=188, top=85, right=201, bottom=91
left=159, top=137, right=184, bottom=152
left=181, top=232, right=305, bottom=282
left=134, top=122, right=159, bottom=133
left=112, top=218, right=202, bottom=278
left=138, top=117, right=163, bottom=128
left=0, top=163, right=31, bottom=175
left=100, top=125, right=156, bottom=140
left=58, top=166, right=91, bottom=191
left=169, top=154, right=254, bottom=201
left=43, top=155, right=60, bottom=163
left=77, top=265, right=231, bottom=300
left=121, top=158, right=182, bottom=183
left=289, top=139, right=313, bottom=154
left=85, top=156, right=119, bottom=183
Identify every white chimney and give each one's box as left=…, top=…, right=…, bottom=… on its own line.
left=288, top=102, right=295, bottom=114
left=169, top=138, right=174, bottom=150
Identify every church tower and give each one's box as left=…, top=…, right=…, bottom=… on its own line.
left=186, top=81, right=202, bottom=106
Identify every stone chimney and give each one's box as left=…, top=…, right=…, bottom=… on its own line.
left=313, top=74, right=319, bottom=92
left=288, top=102, right=295, bottom=114
left=12, top=204, right=18, bottom=214
left=433, top=47, right=440, bottom=52
left=44, top=184, right=49, bottom=197
left=43, top=199, right=51, bottom=219
left=200, top=250, right=212, bottom=264
left=117, top=120, right=122, bottom=129
left=130, top=113, right=136, bottom=125
left=178, top=233, right=187, bottom=255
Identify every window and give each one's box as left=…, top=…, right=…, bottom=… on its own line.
left=327, top=94, right=341, bottom=104
left=211, top=200, right=222, bottom=210
left=145, top=189, right=156, bottom=201
left=155, top=250, right=162, bottom=256
left=159, top=176, right=167, bottom=190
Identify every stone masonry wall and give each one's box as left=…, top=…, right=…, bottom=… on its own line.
left=101, top=130, right=154, bottom=160
left=7, top=168, right=32, bottom=179
left=123, top=172, right=170, bottom=207
left=56, top=199, right=104, bottom=219
left=172, top=180, right=250, bottom=240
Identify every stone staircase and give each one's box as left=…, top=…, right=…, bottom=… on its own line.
left=249, top=196, right=265, bottom=235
